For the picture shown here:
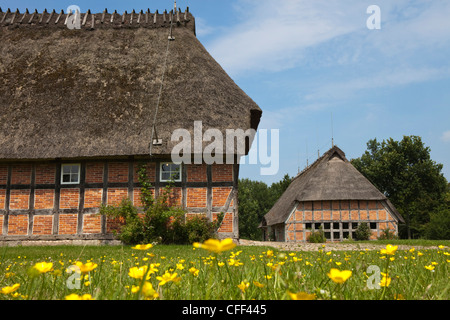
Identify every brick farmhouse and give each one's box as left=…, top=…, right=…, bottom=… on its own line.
left=0, top=8, right=262, bottom=244
left=260, top=146, right=404, bottom=242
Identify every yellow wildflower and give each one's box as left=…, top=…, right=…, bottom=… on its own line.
left=327, top=268, right=352, bottom=284
left=189, top=267, right=200, bottom=277
left=156, top=272, right=181, bottom=286
left=237, top=281, right=250, bottom=293
left=128, top=265, right=158, bottom=280
left=380, top=244, right=398, bottom=256
left=64, top=293, right=94, bottom=300
left=1, top=284, right=20, bottom=295
left=74, top=261, right=98, bottom=274
left=424, top=265, right=435, bottom=271
left=132, top=244, right=153, bottom=250
left=253, top=281, right=265, bottom=288
left=33, top=262, right=53, bottom=274
left=379, top=274, right=391, bottom=287
left=193, top=238, right=236, bottom=254
left=288, top=291, right=316, bottom=300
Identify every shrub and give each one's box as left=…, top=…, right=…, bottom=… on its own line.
left=307, top=226, right=326, bottom=243
left=101, top=164, right=221, bottom=245
left=355, top=222, right=371, bottom=241
left=378, top=228, right=398, bottom=240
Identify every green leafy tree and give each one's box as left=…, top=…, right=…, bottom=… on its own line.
left=238, top=174, right=292, bottom=240
left=351, top=136, right=448, bottom=239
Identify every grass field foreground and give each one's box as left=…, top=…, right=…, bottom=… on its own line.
left=0, top=240, right=449, bottom=300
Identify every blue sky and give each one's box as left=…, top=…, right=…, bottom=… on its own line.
left=3, top=0, right=450, bottom=185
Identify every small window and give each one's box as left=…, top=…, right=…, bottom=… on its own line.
left=370, top=222, right=377, bottom=230
left=342, top=222, right=349, bottom=229
left=305, top=223, right=312, bottom=230
left=324, top=222, right=331, bottom=230
left=160, top=163, right=181, bottom=182
left=352, top=222, right=358, bottom=230
left=333, top=232, right=340, bottom=239
left=314, top=223, right=322, bottom=230
left=333, top=222, right=340, bottom=230
left=61, top=164, right=80, bottom=184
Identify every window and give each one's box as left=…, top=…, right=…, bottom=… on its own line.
left=160, top=163, right=182, bottom=182
left=61, top=164, right=80, bottom=184
left=370, top=222, right=377, bottom=230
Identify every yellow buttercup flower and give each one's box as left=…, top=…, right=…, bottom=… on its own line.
left=156, top=272, right=181, bottom=286
left=1, top=284, right=20, bottom=295
left=288, top=291, right=316, bottom=300
left=379, top=274, right=391, bottom=287
left=128, top=265, right=158, bottom=280
left=253, top=281, right=265, bottom=288
left=74, top=261, right=98, bottom=274
left=189, top=267, right=199, bottom=277
left=132, top=244, right=153, bottom=250
left=380, top=244, right=398, bottom=256
left=33, top=262, right=53, bottom=274
left=237, top=281, right=250, bottom=293
left=193, top=238, right=236, bottom=254
left=327, top=268, right=352, bottom=284
left=64, top=293, right=94, bottom=300
left=424, top=265, right=435, bottom=271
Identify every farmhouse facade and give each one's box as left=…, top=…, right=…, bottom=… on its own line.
left=260, top=146, right=404, bottom=242
left=0, top=8, right=261, bottom=243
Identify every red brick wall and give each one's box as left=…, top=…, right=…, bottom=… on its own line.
left=83, top=214, right=102, bottom=234
left=0, top=161, right=237, bottom=238
left=8, top=215, right=28, bottom=235
left=85, top=163, right=104, bottom=183
left=60, top=189, right=79, bottom=209
left=285, top=200, right=399, bottom=242
left=34, top=189, right=55, bottom=210
left=187, top=164, right=207, bottom=182
left=212, top=164, right=233, bottom=182
left=107, top=188, right=128, bottom=206
left=59, top=214, right=78, bottom=234
left=187, top=188, right=207, bottom=207
left=84, top=189, right=103, bottom=209
left=9, top=190, right=30, bottom=210
left=35, top=164, right=55, bottom=184
left=108, top=162, right=128, bottom=183
left=33, top=215, right=53, bottom=235
left=212, top=187, right=231, bottom=207
left=11, top=165, right=32, bottom=185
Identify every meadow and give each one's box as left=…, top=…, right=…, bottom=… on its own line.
left=0, top=239, right=448, bottom=300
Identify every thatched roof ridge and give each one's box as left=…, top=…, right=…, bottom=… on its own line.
left=0, top=7, right=195, bottom=33
left=0, top=8, right=262, bottom=160
left=262, top=146, right=404, bottom=226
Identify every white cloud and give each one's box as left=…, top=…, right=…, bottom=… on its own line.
left=205, top=0, right=450, bottom=80
left=442, top=131, right=450, bottom=143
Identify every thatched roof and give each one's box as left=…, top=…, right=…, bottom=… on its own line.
left=262, top=146, right=404, bottom=226
left=0, top=8, right=262, bottom=160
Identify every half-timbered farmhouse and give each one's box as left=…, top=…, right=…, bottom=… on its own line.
left=0, top=8, right=262, bottom=244
left=260, top=146, right=404, bottom=242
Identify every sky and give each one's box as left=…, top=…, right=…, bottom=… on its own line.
left=2, top=0, right=450, bottom=185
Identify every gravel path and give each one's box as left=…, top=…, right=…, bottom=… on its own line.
left=237, top=239, right=444, bottom=252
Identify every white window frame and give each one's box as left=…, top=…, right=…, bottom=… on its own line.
left=61, top=163, right=81, bottom=185
left=160, top=162, right=182, bottom=182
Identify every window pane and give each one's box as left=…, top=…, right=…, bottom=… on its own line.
left=62, top=174, right=70, bottom=182
left=161, top=164, right=170, bottom=172
left=71, top=165, right=79, bottom=173
left=63, top=166, right=71, bottom=174
left=161, top=172, right=171, bottom=181
left=71, top=173, right=79, bottom=183
left=171, top=172, right=180, bottom=181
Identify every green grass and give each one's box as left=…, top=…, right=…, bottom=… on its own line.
left=342, top=239, right=450, bottom=247
left=0, top=242, right=449, bottom=300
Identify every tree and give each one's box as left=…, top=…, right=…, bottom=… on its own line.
left=238, top=174, right=292, bottom=240
left=351, top=136, right=448, bottom=239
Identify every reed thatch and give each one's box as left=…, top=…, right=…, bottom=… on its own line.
left=0, top=8, right=262, bottom=160
left=262, top=146, right=404, bottom=226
